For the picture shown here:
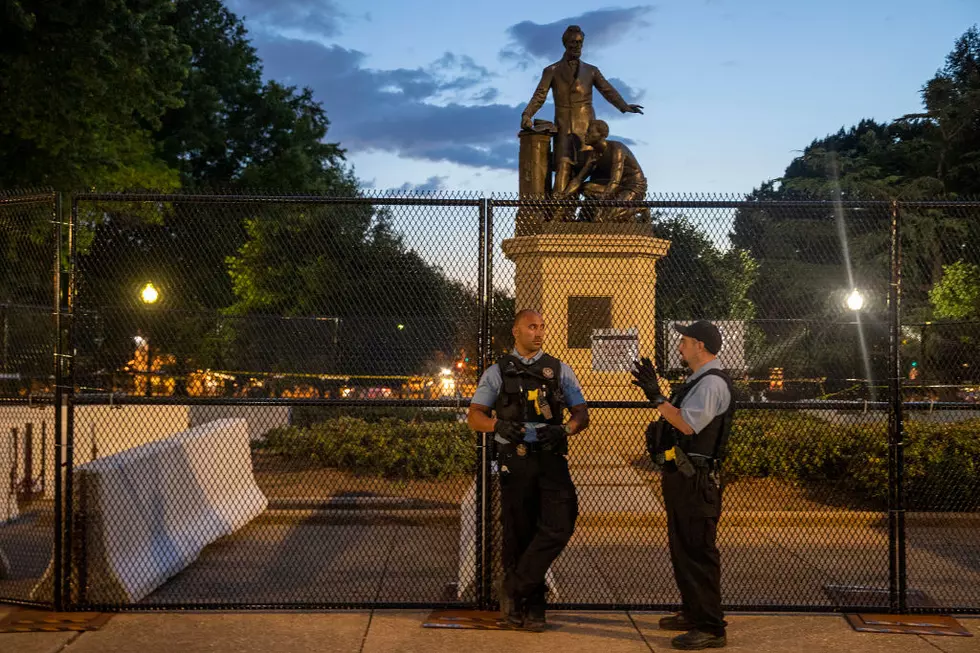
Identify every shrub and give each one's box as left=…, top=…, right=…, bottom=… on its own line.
left=724, top=411, right=980, bottom=511
left=258, top=416, right=475, bottom=480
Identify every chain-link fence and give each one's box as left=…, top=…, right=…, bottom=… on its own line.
left=0, top=190, right=977, bottom=613
left=0, top=189, right=58, bottom=607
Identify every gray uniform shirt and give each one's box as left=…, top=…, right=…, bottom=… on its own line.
left=679, top=359, right=731, bottom=434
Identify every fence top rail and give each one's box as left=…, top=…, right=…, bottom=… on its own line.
left=0, top=396, right=56, bottom=407
left=70, top=395, right=472, bottom=408
left=61, top=395, right=980, bottom=412
left=488, top=198, right=900, bottom=209
left=72, top=192, right=483, bottom=207
left=0, top=192, right=56, bottom=206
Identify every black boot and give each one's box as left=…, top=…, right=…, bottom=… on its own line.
left=497, top=579, right=523, bottom=628
left=659, top=612, right=695, bottom=631
left=671, top=629, right=727, bottom=650
left=524, top=586, right=547, bottom=632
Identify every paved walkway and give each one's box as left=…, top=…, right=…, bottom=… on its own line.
left=1, top=605, right=976, bottom=653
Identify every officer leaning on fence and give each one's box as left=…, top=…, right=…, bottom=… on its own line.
left=466, top=309, right=589, bottom=632
left=631, top=320, right=735, bottom=650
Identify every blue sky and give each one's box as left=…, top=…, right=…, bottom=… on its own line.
left=226, top=0, right=975, bottom=196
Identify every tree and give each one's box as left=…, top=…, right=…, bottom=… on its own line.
left=653, top=214, right=758, bottom=323
left=225, top=205, right=471, bottom=376
left=157, top=0, right=350, bottom=192
left=0, top=0, right=189, bottom=191
left=899, top=26, right=980, bottom=196
left=66, top=0, right=366, bottom=389
left=930, top=260, right=980, bottom=320
left=732, top=27, right=980, bottom=317
left=728, top=27, right=980, bottom=386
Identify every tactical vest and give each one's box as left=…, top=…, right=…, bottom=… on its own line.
left=661, top=368, right=736, bottom=461
left=493, top=353, right=565, bottom=425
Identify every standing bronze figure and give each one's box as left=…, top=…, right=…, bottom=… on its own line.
left=520, top=25, right=643, bottom=196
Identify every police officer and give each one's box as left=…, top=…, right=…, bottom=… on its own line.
left=631, top=320, right=735, bottom=650
left=467, top=309, right=589, bottom=631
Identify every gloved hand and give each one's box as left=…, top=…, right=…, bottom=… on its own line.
left=537, top=423, right=568, bottom=445
left=494, top=419, right=525, bottom=444
left=631, top=357, right=668, bottom=406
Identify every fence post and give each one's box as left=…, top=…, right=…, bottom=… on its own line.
left=52, top=191, right=65, bottom=610
left=477, top=198, right=497, bottom=609
left=475, top=197, right=488, bottom=609
left=52, top=192, right=78, bottom=610
left=888, top=199, right=907, bottom=613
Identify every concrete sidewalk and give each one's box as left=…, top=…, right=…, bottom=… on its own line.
left=2, top=605, right=976, bottom=653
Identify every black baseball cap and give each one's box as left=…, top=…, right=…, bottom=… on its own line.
left=674, top=320, right=722, bottom=355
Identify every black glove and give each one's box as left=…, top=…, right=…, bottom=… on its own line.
left=537, top=423, right=568, bottom=445
left=631, top=357, right=668, bottom=406
left=494, top=419, right=525, bottom=444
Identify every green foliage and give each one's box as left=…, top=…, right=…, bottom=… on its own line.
left=224, top=206, right=473, bottom=375
left=727, top=27, right=980, bottom=384
left=930, top=260, right=980, bottom=320
left=258, top=417, right=476, bottom=480
left=724, top=411, right=980, bottom=511
left=652, top=214, right=759, bottom=322
left=0, top=0, right=190, bottom=191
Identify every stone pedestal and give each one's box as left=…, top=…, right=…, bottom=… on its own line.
left=502, top=222, right=671, bottom=453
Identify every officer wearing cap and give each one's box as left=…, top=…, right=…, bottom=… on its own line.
left=466, top=309, right=589, bottom=631
left=631, top=320, right=735, bottom=650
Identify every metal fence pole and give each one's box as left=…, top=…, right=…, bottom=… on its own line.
left=52, top=191, right=65, bottom=610
left=475, top=197, right=488, bottom=609
left=888, top=200, right=907, bottom=613
left=64, top=194, right=78, bottom=608
left=480, top=198, right=496, bottom=609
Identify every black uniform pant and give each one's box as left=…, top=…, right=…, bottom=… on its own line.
left=498, top=444, right=578, bottom=602
left=662, top=467, right=727, bottom=637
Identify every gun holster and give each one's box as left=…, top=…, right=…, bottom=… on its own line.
left=664, top=445, right=696, bottom=478
left=646, top=420, right=677, bottom=469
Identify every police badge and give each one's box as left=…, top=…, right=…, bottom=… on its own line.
left=516, top=443, right=527, bottom=457
left=542, top=367, right=554, bottom=379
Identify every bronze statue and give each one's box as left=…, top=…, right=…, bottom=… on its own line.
left=558, top=119, right=649, bottom=223
left=520, top=25, right=643, bottom=196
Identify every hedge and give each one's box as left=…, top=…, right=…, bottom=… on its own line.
left=725, top=411, right=980, bottom=511
left=258, top=416, right=475, bottom=480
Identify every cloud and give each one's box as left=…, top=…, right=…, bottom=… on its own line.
left=251, top=30, right=642, bottom=172
left=396, top=176, right=450, bottom=193
left=499, top=6, right=655, bottom=67
left=227, top=0, right=345, bottom=36
left=255, top=36, right=520, bottom=169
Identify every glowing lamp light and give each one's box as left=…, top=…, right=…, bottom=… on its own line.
left=140, top=282, right=160, bottom=304
left=846, top=289, right=865, bottom=311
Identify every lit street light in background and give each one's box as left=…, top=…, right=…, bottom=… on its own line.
left=846, top=288, right=865, bottom=311
left=140, top=282, right=159, bottom=305
left=139, top=282, right=160, bottom=396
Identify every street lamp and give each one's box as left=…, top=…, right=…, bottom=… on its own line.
left=140, top=282, right=159, bottom=305
left=846, top=288, right=865, bottom=311
left=139, top=282, right=160, bottom=396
